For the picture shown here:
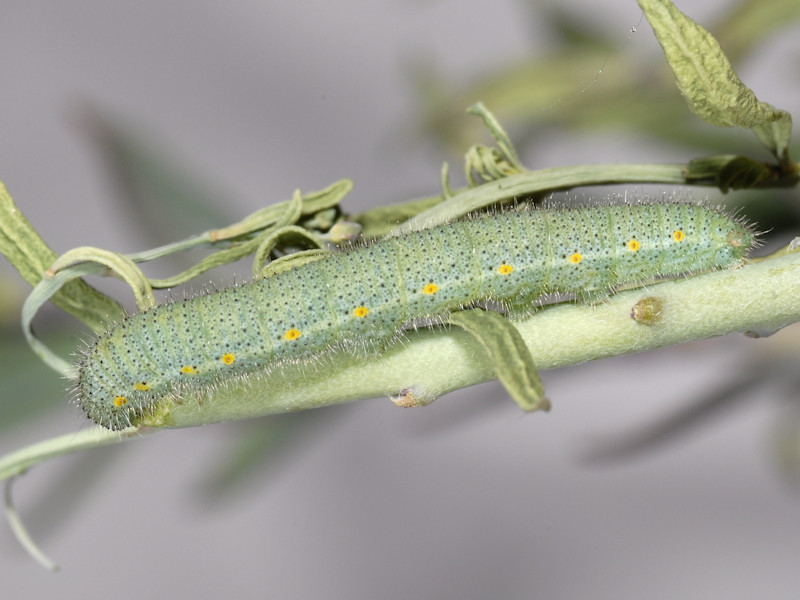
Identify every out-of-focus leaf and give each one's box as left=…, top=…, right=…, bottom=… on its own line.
left=413, top=48, right=638, bottom=150
left=539, top=5, right=620, bottom=50
left=713, top=0, right=800, bottom=64
left=197, top=410, right=341, bottom=503
left=0, top=327, right=76, bottom=429
left=0, top=275, right=24, bottom=326
left=0, top=181, right=124, bottom=331
left=582, top=364, right=771, bottom=464
left=773, top=384, right=800, bottom=488
left=416, top=0, right=800, bottom=158
left=22, top=445, right=122, bottom=542
left=685, top=155, right=775, bottom=192
left=79, top=107, right=239, bottom=246
left=715, top=156, right=775, bottom=192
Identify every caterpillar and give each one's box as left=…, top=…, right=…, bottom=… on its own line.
left=76, top=201, right=755, bottom=430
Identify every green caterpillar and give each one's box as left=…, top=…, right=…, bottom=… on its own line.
left=76, top=202, right=755, bottom=430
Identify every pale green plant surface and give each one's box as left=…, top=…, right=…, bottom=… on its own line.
left=0, top=0, right=798, bottom=571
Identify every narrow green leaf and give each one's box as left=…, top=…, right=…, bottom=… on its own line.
left=466, top=102, right=526, bottom=174
left=352, top=195, right=444, bottom=239
left=82, top=109, right=236, bottom=243
left=5, top=478, right=59, bottom=571
left=197, top=411, right=332, bottom=502
left=0, top=426, right=142, bottom=482
left=19, top=247, right=156, bottom=377
left=130, top=180, right=352, bottom=288
left=638, top=0, right=779, bottom=129
left=0, top=181, right=124, bottom=332
left=21, top=262, right=111, bottom=376
left=392, top=163, right=690, bottom=235
left=251, top=225, right=326, bottom=278
left=0, top=328, right=71, bottom=429
left=447, top=308, right=550, bottom=412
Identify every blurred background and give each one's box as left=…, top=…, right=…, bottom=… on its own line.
left=1, top=0, right=800, bottom=597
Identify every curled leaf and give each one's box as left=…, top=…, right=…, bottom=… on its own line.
left=751, top=107, right=793, bottom=163
left=638, top=0, right=768, bottom=128
left=448, top=308, right=550, bottom=413
left=638, top=0, right=793, bottom=160
left=0, top=181, right=123, bottom=331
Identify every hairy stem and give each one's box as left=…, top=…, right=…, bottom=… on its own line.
left=152, top=248, right=800, bottom=428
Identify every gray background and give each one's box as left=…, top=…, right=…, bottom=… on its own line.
left=2, top=0, right=800, bottom=598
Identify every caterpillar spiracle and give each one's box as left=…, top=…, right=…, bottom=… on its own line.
left=76, top=201, right=755, bottom=430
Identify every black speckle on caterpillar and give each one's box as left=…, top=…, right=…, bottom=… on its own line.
left=76, top=201, right=756, bottom=430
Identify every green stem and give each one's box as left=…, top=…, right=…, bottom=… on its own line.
left=391, top=163, right=693, bottom=234
left=146, top=248, right=800, bottom=428
left=5, top=247, right=797, bottom=474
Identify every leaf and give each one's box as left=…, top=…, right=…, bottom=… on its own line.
left=80, top=108, right=237, bottom=244
left=751, top=107, right=793, bottom=162
left=684, top=155, right=774, bottom=192
left=637, top=0, right=792, bottom=148
left=715, top=156, right=773, bottom=192
left=0, top=181, right=124, bottom=332
left=582, top=365, right=767, bottom=464
left=0, top=426, right=142, bottom=482
left=0, top=328, right=71, bottom=429
left=0, top=274, right=24, bottom=326
left=197, top=411, right=335, bottom=503
left=352, top=195, right=443, bottom=239
left=447, top=308, right=550, bottom=413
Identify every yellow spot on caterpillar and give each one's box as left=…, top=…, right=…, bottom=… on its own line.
left=181, top=365, right=197, bottom=374
left=497, top=264, right=514, bottom=275
left=221, top=353, right=235, bottom=365
left=627, top=239, right=641, bottom=252
left=134, top=382, right=150, bottom=391
left=284, top=328, right=302, bottom=340
left=569, top=253, right=583, bottom=264
left=423, top=283, right=439, bottom=295
left=353, top=306, right=369, bottom=318
left=113, top=396, right=128, bottom=407
left=673, top=230, right=685, bottom=242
